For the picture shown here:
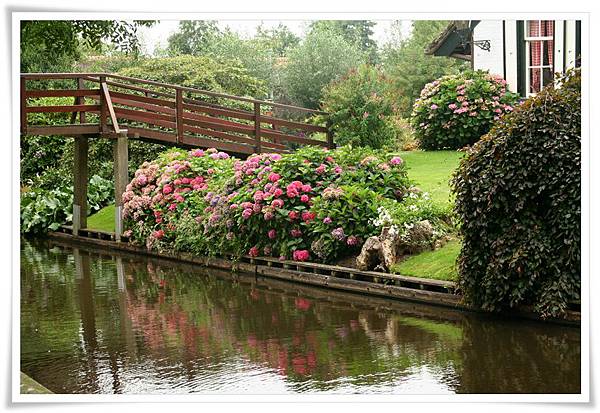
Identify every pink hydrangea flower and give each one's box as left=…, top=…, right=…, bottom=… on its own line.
left=153, top=230, right=164, bottom=239
left=430, top=104, right=438, bottom=110
left=316, top=164, right=326, bottom=174
left=191, top=149, right=205, bottom=157
left=390, top=156, right=403, bottom=165
left=268, top=173, right=281, bottom=182
left=302, top=211, right=316, bottom=222
left=289, top=211, right=299, bottom=220
left=248, top=246, right=259, bottom=257
left=242, top=208, right=253, bottom=219
left=300, top=194, right=310, bottom=203
left=323, top=217, right=332, bottom=224
left=347, top=235, right=359, bottom=246
left=271, top=199, right=284, bottom=208
left=292, top=250, right=310, bottom=261
left=268, top=229, right=277, bottom=239
left=162, top=185, right=173, bottom=195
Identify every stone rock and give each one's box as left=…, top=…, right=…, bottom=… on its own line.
left=355, top=236, right=382, bottom=271
left=355, top=220, right=437, bottom=271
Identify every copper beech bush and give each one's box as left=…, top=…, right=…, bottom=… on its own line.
left=452, top=69, right=581, bottom=318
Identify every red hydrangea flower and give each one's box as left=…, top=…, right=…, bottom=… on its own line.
left=248, top=246, right=259, bottom=257
left=292, top=250, right=310, bottom=261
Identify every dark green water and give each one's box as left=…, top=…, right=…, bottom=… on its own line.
left=20, top=240, right=581, bottom=394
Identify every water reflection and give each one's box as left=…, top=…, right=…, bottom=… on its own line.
left=20, top=240, right=581, bottom=394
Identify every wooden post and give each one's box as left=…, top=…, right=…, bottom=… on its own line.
left=113, top=132, right=129, bottom=241
left=176, top=88, right=183, bottom=144
left=78, top=77, right=87, bottom=124
left=254, top=102, right=261, bottom=153
left=99, top=76, right=108, bottom=133
left=326, top=118, right=335, bottom=149
left=72, top=136, right=89, bottom=235
left=20, top=77, right=27, bottom=134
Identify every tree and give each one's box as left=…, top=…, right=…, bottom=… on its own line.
left=382, top=20, right=467, bottom=117
left=20, top=20, right=155, bottom=72
left=282, top=26, right=366, bottom=109
left=166, top=20, right=221, bottom=56
left=255, top=23, right=300, bottom=57
left=309, top=20, right=378, bottom=63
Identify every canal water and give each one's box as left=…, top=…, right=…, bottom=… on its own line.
left=20, top=240, right=581, bottom=394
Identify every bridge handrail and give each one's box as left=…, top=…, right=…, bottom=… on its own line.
left=20, top=72, right=329, bottom=115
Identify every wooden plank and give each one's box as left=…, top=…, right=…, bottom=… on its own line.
left=25, top=104, right=100, bottom=113
left=25, top=89, right=101, bottom=98
left=109, top=90, right=176, bottom=108
left=125, top=127, right=178, bottom=143
left=261, top=128, right=327, bottom=147
left=25, top=124, right=101, bottom=136
left=183, top=125, right=287, bottom=151
left=20, top=73, right=107, bottom=80
left=260, top=115, right=328, bottom=133
left=182, top=116, right=254, bottom=136
left=176, top=88, right=183, bottom=144
left=20, top=77, right=27, bottom=134
left=101, top=82, right=121, bottom=134
left=180, top=134, right=254, bottom=154
left=182, top=101, right=255, bottom=121
left=114, top=107, right=175, bottom=124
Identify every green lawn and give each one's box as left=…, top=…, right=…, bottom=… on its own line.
left=400, top=150, right=464, bottom=207
left=391, top=239, right=461, bottom=282
left=86, top=204, right=115, bottom=232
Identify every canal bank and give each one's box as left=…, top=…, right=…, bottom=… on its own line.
left=46, top=228, right=581, bottom=326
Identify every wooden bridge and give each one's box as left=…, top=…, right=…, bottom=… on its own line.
left=21, top=72, right=333, bottom=239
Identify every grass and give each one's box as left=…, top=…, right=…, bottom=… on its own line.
left=391, top=239, right=461, bottom=282
left=86, top=204, right=115, bottom=232
left=400, top=150, right=464, bottom=207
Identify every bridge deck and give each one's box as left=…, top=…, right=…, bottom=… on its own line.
left=21, top=73, right=334, bottom=155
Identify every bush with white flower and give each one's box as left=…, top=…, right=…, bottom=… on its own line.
left=411, top=70, right=520, bottom=150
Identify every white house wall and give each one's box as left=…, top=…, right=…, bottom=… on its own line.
left=504, top=21, right=518, bottom=92
left=472, top=20, right=505, bottom=78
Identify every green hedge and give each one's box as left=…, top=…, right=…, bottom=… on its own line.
left=452, top=69, right=581, bottom=318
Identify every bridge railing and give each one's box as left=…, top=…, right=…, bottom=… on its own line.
left=20, top=73, right=334, bottom=155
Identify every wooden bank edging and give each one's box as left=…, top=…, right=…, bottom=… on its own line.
left=46, top=230, right=581, bottom=325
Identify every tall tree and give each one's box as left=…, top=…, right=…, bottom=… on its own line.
left=166, top=20, right=221, bottom=56
left=20, top=20, right=155, bottom=72
left=309, top=20, right=378, bottom=63
left=255, top=23, right=300, bottom=57
left=282, top=25, right=366, bottom=109
left=382, top=20, right=467, bottom=117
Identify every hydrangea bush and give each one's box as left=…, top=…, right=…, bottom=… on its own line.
left=411, top=70, right=520, bottom=150
left=123, top=145, right=447, bottom=264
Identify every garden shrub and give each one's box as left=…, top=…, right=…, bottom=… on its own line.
left=21, top=174, right=113, bottom=234
left=451, top=69, right=581, bottom=318
left=321, top=64, right=397, bottom=149
left=411, top=70, right=520, bottom=150
left=123, top=145, right=446, bottom=264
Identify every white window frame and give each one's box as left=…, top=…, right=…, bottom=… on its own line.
left=524, top=20, right=555, bottom=96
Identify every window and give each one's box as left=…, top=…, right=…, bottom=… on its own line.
left=525, top=20, right=554, bottom=95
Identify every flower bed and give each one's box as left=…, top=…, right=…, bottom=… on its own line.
left=123, top=146, right=449, bottom=264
